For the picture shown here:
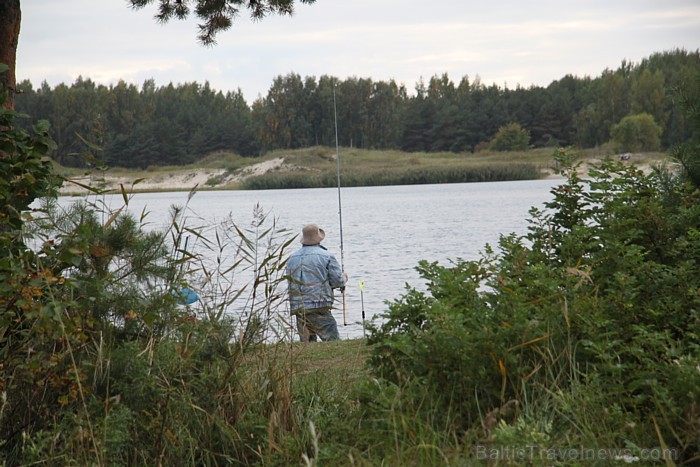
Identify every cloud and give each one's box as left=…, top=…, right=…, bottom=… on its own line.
left=16, top=0, right=699, bottom=103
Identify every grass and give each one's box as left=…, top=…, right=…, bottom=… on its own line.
left=210, top=338, right=374, bottom=465
left=290, top=338, right=369, bottom=379
left=244, top=338, right=369, bottom=384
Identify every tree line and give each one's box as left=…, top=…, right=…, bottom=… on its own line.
left=14, top=48, right=700, bottom=169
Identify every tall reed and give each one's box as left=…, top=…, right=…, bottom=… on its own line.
left=242, top=162, right=541, bottom=190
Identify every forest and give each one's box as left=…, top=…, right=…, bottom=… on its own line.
left=13, top=48, right=700, bottom=169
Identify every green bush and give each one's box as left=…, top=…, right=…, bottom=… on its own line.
left=489, top=122, right=531, bottom=151
left=610, top=113, right=663, bottom=152
left=0, top=93, right=77, bottom=460
left=669, top=73, right=700, bottom=187
left=365, top=148, right=700, bottom=463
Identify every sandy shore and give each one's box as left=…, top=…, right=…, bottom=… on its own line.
left=59, top=157, right=286, bottom=195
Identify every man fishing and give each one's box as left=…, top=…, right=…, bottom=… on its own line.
left=287, top=224, right=348, bottom=342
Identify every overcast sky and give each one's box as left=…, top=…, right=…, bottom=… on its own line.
left=16, top=0, right=700, bottom=104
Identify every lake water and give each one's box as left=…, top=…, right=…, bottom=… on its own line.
left=61, top=179, right=559, bottom=340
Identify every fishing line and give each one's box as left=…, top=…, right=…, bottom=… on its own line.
left=333, top=85, right=348, bottom=326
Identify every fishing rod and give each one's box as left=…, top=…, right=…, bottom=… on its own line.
left=333, top=85, right=347, bottom=326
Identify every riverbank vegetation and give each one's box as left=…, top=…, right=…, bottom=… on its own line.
left=2, top=74, right=700, bottom=464
left=53, top=145, right=669, bottom=194
left=240, top=147, right=544, bottom=189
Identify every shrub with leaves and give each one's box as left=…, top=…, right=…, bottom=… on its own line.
left=489, top=122, right=531, bottom=151
left=610, top=113, right=663, bottom=152
left=32, top=197, right=180, bottom=340
left=669, top=73, right=700, bottom=187
left=0, top=89, right=80, bottom=459
left=365, top=148, right=700, bottom=462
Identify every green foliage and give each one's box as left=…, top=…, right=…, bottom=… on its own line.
left=0, top=96, right=91, bottom=461
left=490, top=122, right=531, bottom=151
left=16, top=79, right=258, bottom=168
left=2, top=89, right=322, bottom=463
left=31, top=197, right=177, bottom=339
left=0, top=103, right=58, bottom=240
left=243, top=162, right=541, bottom=189
left=669, top=72, right=700, bottom=187
left=631, top=68, right=668, bottom=131
left=365, top=148, right=700, bottom=463
left=1, top=183, right=309, bottom=464
left=14, top=49, right=700, bottom=166
left=129, top=0, right=317, bottom=46
left=610, top=112, right=662, bottom=152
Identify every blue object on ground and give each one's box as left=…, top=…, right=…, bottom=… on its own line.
left=177, top=287, right=199, bottom=305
